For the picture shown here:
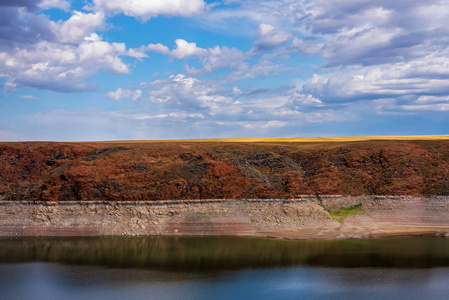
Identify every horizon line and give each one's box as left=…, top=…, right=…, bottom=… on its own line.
left=3, top=134, right=449, bottom=143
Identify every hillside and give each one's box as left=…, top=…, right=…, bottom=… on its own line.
left=1, top=138, right=449, bottom=201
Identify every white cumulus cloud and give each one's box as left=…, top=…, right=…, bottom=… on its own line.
left=55, top=11, right=105, bottom=44
left=106, top=88, right=142, bottom=101
left=0, top=33, right=139, bottom=92
left=145, top=39, right=248, bottom=75
left=145, top=43, right=170, bottom=55
left=93, top=0, right=206, bottom=21
left=170, top=39, right=207, bottom=59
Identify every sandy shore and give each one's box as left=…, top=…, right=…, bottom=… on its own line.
left=1, top=196, right=449, bottom=239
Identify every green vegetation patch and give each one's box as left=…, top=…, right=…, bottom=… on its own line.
left=327, top=203, right=366, bottom=223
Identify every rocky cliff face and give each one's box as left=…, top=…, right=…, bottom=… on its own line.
left=1, top=140, right=449, bottom=201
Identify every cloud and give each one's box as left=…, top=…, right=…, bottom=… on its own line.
left=401, top=103, right=449, bottom=112
left=147, top=74, right=235, bottom=113
left=39, top=0, right=71, bottom=11
left=106, top=88, right=142, bottom=101
left=253, top=24, right=293, bottom=52
left=1, top=0, right=38, bottom=11
left=22, top=94, right=344, bottom=141
left=170, top=39, right=207, bottom=59
left=205, top=0, right=449, bottom=115
left=20, top=95, right=39, bottom=99
left=0, top=4, right=144, bottom=93
left=145, top=39, right=248, bottom=75
left=216, top=120, right=289, bottom=129
left=0, top=2, right=89, bottom=47
left=145, top=36, right=291, bottom=78
left=208, top=0, right=449, bottom=69
left=107, top=73, right=293, bottom=121
left=288, top=50, right=449, bottom=113
left=195, top=6, right=277, bottom=37
left=55, top=11, right=105, bottom=44
left=307, top=59, right=449, bottom=102
left=225, top=56, right=288, bottom=82
left=93, top=0, right=206, bottom=21
left=145, top=39, right=207, bottom=59
left=105, top=72, right=344, bottom=132
left=415, top=96, right=449, bottom=104
left=0, top=6, right=55, bottom=47
left=145, top=43, right=170, bottom=55
left=397, top=95, right=449, bottom=112
left=0, top=33, right=139, bottom=92
left=187, top=45, right=249, bottom=76
left=23, top=108, right=210, bottom=141
left=277, top=0, right=449, bottom=68
left=286, top=92, right=322, bottom=110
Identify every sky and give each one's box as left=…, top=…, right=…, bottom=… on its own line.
left=1, top=0, right=449, bottom=141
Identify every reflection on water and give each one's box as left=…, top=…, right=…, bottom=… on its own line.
left=1, top=263, right=449, bottom=300
left=1, top=237, right=449, bottom=299
left=1, top=236, right=449, bottom=270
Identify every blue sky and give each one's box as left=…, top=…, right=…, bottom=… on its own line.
left=1, top=0, right=449, bottom=141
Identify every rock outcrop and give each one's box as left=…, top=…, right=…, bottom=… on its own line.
left=1, top=196, right=449, bottom=239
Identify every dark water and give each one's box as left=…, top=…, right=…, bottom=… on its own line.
left=1, top=236, right=449, bottom=299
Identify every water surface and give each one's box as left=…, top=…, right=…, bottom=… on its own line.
left=1, top=236, right=449, bottom=299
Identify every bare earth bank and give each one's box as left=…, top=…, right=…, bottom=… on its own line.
left=1, top=196, right=449, bottom=240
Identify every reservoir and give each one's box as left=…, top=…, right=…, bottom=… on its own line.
left=1, top=236, right=449, bottom=299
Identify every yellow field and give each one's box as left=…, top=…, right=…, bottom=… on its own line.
left=96, top=135, right=449, bottom=144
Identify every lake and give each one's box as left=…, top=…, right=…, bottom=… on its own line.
left=1, top=236, right=449, bottom=299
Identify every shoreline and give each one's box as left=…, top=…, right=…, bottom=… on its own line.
left=1, top=196, right=449, bottom=240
